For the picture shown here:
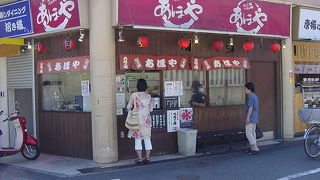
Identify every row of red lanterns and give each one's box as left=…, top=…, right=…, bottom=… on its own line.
left=35, top=37, right=77, bottom=53
left=137, top=36, right=281, bottom=53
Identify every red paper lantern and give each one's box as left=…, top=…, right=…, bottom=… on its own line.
left=36, top=43, right=46, bottom=53
left=243, top=41, right=254, bottom=52
left=63, top=38, right=76, bottom=50
left=212, top=40, right=224, bottom=51
left=271, top=43, right=281, bottom=53
left=179, top=38, right=190, bottom=49
left=137, top=36, right=149, bottom=47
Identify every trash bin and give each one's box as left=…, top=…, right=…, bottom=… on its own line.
left=177, top=128, right=198, bottom=156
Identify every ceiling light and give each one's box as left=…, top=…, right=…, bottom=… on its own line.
left=229, top=38, right=234, bottom=46
left=78, top=29, right=85, bottom=42
left=194, top=34, right=199, bottom=44
left=118, top=30, right=125, bottom=42
left=27, top=40, right=32, bottom=49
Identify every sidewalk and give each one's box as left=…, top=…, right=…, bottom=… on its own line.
left=0, top=137, right=303, bottom=177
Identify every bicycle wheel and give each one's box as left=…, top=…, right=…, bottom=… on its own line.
left=304, top=125, right=320, bottom=158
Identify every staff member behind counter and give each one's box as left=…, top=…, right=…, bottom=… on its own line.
left=190, top=81, right=206, bottom=107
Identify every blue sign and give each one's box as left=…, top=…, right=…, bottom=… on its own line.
left=0, top=0, right=33, bottom=38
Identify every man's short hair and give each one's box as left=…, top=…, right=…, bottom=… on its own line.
left=245, top=82, right=255, bottom=92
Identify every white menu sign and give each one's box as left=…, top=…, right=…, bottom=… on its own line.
left=164, top=81, right=183, bottom=97
left=167, top=110, right=180, bottom=132
left=298, top=9, right=320, bottom=40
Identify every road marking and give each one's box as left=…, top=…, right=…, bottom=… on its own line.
left=277, top=168, right=320, bottom=180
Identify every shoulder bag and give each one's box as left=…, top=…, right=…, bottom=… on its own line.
left=125, top=95, right=139, bottom=130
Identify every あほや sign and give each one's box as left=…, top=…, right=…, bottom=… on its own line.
left=119, top=55, right=249, bottom=71
left=37, top=56, right=90, bottom=74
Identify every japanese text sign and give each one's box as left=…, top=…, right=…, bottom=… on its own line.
left=119, top=0, right=290, bottom=37
left=180, top=108, right=193, bottom=128
left=0, top=0, right=33, bottom=38
left=297, top=8, right=320, bottom=40
left=151, top=111, right=167, bottom=133
left=36, top=56, right=90, bottom=74
left=30, top=0, right=80, bottom=34
left=167, top=110, right=180, bottom=132
left=119, top=54, right=249, bottom=71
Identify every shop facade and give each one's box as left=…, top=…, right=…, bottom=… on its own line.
left=292, top=7, right=320, bottom=134
left=0, top=0, right=35, bottom=148
left=115, top=0, right=290, bottom=159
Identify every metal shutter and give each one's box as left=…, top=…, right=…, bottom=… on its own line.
left=6, top=51, right=33, bottom=89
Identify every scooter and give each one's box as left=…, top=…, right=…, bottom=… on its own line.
left=0, top=110, right=40, bottom=160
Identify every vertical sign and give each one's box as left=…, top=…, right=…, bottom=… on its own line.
left=151, top=111, right=167, bottom=133
left=0, top=0, right=33, bottom=38
left=180, top=108, right=193, bottom=128
left=167, top=110, right=180, bottom=132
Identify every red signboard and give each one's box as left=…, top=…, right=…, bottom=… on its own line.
left=30, top=0, right=80, bottom=34
left=119, top=0, right=290, bottom=37
left=119, top=55, right=249, bottom=71
left=37, top=56, right=90, bottom=74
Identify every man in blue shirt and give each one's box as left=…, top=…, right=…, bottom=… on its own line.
left=244, top=82, right=260, bottom=155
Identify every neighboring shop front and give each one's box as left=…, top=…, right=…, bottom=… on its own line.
left=116, top=0, right=290, bottom=159
left=0, top=0, right=35, bottom=148
left=292, top=7, right=320, bottom=134
left=30, top=0, right=91, bottom=159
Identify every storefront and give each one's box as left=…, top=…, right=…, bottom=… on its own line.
left=292, top=7, right=320, bottom=134
left=116, top=0, right=290, bottom=159
left=29, top=0, right=91, bottom=159
left=0, top=0, right=35, bottom=148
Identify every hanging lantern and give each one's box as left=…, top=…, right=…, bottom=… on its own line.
left=36, top=43, right=46, bottom=53
left=212, top=40, right=224, bottom=51
left=271, top=43, right=281, bottom=53
left=137, top=36, right=149, bottom=48
left=63, top=37, right=76, bottom=50
left=178, top=38, right=190, bottom=49
left=243, top=41, right=254, bottom=52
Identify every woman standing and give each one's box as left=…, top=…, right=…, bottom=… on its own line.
left=127, top=79, right=153, bottom=165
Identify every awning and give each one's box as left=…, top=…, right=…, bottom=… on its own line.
left=0, top=38, right=25, bottom=45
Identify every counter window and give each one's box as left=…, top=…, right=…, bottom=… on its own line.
left=208, top=68, right=245, bottom=105
left=164, top=69, right=245, bottom=107
left=164, top=70, right=206, bottom=107
left=41, top=71, right=91, bottom=112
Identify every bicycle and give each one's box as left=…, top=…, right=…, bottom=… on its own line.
left=304, top=124, right=320, bottom=158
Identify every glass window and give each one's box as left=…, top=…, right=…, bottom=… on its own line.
left=208, top=68, right=245, bottom=106
left=41, top=71, right=91, bottom=112
left=164, top=70, right=206, bottom=107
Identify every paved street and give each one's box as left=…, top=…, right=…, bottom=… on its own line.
left=1, top=141, right=320, bottom=180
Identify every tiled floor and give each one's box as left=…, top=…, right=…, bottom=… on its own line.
left=0, top=139, right=296, bottom=176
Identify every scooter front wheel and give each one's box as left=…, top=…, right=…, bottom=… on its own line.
left=21, top=144, right=40, bottom=160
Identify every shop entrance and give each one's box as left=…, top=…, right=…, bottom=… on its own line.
left=247, top=61, right=278, bottom=139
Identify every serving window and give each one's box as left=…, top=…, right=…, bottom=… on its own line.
left=208, top=68, right=245, bottom=106
left=164, top=68, right=245, bottom=107
left=41, top=71, right=91, bottom=112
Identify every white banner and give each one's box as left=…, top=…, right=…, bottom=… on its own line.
left=298, top=9, right=320, bottom=40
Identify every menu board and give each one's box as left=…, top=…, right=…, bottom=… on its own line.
left=167, top=110, right=180, bottom=132
left=164, top=81, right=183, bottom=97
left=151, top=111, right=167, bottom=133
left=164, top=97, right=180, bottom=109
